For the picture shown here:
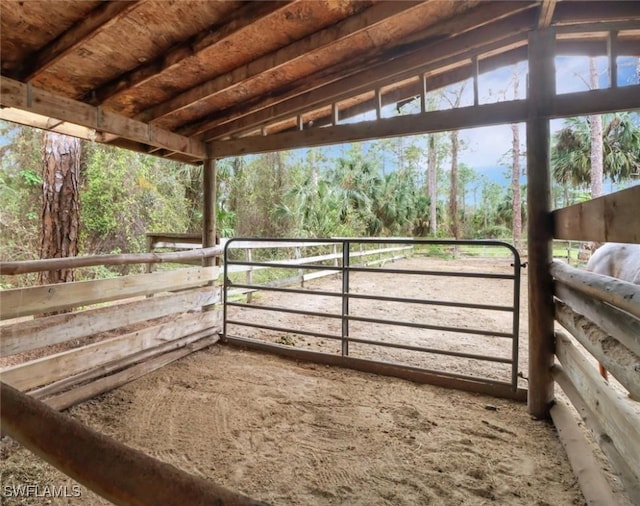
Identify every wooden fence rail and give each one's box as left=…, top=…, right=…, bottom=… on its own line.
left=550, top=255, right=640, bottom=503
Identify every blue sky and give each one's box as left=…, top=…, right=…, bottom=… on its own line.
left=459, top=56, right=639, bottom=170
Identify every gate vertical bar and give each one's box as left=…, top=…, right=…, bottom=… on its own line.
left=222, top=240, right=230, bottom=342
left=341, top=240, right=350, bottom=356
left=511, top=247, right=522, bottom=390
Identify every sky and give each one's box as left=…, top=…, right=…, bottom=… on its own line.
left=458, top=55, right=639, bottom=170
left=284, top=55, right=639, bottom=185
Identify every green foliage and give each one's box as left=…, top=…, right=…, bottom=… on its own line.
left=81, top=144, right=190, bottom=257
left=551, top=113, right=640, bottom=193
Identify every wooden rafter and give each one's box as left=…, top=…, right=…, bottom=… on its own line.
left=136, top=1, right=438, bottom=124
left=19, top=1, right=142, bottom=82
left=88, top=1, right=295, bottom=105
left=193, top=8, right=536, bottom=141
left=553, top=0, right=640, bottom=25
left=207, top=84, right=640, bottom=157
left=281, top=46, right=530, bottom=134
left=0, top=77, right=206, bottom=160
left=209, top=100, right=530, bottom=157
left=538, top=0, right=556, bottom=29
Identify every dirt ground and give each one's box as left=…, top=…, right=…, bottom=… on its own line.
left=0, top=255, right=609, bottom=505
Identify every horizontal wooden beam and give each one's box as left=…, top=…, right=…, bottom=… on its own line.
left=208, top=83, right=640, bottom=157
left=555, top=281, right=640, bottom=358
left=552, top=363, right=640, bottom=504
left=0, top=380, right=267, bottom=506
left=553, top=185, right=640, bottom=243
left=0, top=77, right=206, bottom=159
left=555, top=299, right=640, bottom=400
left=548, top=394, right=621, bottom=506
left=209, top=99, right=529, bottom=156
left=554, top=332, right=640, bottom=484
left=139, top=1, right=442, bottom=124
left=550, top=260, right=640, bottom=320
left=1, top=312, right=217, bottom=391
left=0, top=266, right=218, bottom=320
left=550, top=84, right=640, bottom=118
left=30, top=328, right=219, bottom=402
left=190, top=5, right=535, bottom=140
left=0, top=287, right=218, bottom=357
left=0, top=245, right=223, bottom=276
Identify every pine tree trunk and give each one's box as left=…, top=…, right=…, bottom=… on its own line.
left=449, top=130, right=459, bottom=239
left=427, top=135, right=438, bottom=236
left=511, top=66, right=522, bottom=250
left=589, top=57, right=604, bottom=199
left=39, top=132, right=81, bottom=285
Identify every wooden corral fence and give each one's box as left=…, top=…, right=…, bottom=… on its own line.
left=147, top=233, right=413, bottom=299
left=550, top=185, right=640, bottom=504
left=0, top=246, right=223, bottom=411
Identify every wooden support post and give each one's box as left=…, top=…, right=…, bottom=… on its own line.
left=608, top=31, right=618, bottom=89
left=145, top=234, right=155, bottom=274
left=421, top=74, right=428, bottom=113
left=332, top=103, right=339, bottom=126
left=0, top=382, right=269, bottom=506
left=203, top=157, right=217, bottom=267
left=202, top=157, right=217, bottom=311
left=297, top=114, right=304, bottom=131
left=246, top=248, right=253, bottom=303
left=375, top=87, right=382, bottom=119
left=527, top=29, right=556, bottom=419
left=472, top=56, right=479, bottom=106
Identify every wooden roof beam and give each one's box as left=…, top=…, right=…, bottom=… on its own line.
left=18, top=1, right=142, bottom=82
left=209, top=99, right=530, bottom=157
left=136, top=1, right=438, bottom=124
left=87, top=1, right=295, bottom=105
left=0, top=77, right=206, bottom=160
left=553, top=1, right=640, bottom=26
left=193, top=9, right=536, bottom=141
left=277, top=46, right=530, bottom=134
left=207, top=84, right=640, bottom=157
left=538, top=0, right=557, bottom=29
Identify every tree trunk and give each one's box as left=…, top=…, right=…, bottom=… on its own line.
left=449, top=130, right=460, bottom=239
left=589, top=57, right=604, bottom=199
left=511, top=65, right=522, bottom=251
left=427, top=134, right=438, bottom=236
left=39, top=132, right=81, bottom=285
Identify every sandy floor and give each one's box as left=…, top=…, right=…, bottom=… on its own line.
left=1, top=255, right=592, bottom=505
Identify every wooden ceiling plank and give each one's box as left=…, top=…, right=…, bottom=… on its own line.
left=187, top=4, right=536, bottom=140
left=0, top=77, right=205, bottom=160
left=195, top=11, right=534, bottom=141
left=89, top=1, right=295, bottom=105
left=137, top=1, right=432, bottom=123
left=20, top=1, right=142, bottom=81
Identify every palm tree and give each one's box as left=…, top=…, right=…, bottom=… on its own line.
left=551, top=113, right=640, bottom=198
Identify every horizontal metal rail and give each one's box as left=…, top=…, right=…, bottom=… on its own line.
left=226, top=260, right=515, bottom=280
left=224, top=335, right=518, bottom=391
left=229, top=301, right=512, bottom=338
left=225, top=320, right=341, bottom=341
left=226, top=320, right=512, bottom=364
left=223, top=238, right=522, bottom=391
left=229, top=282, right=513, bottom=312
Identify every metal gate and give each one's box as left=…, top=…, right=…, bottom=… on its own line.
left=223, top=239, right=524, bottom=400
